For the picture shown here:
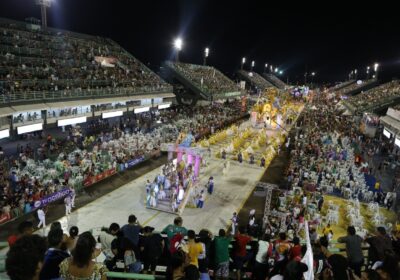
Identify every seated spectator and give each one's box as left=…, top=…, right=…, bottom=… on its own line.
left=59, top=231, right=107, bottom=280
left=6, top=234, right=47, bottom=280
left=39, top=228, right=70, bottom=280
left=67, top=225, right=79, bottom=251
left=98, top=224, right=117, bottom=261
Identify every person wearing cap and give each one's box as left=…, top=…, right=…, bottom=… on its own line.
left=365, top=227, right=393, bottom=266
left=140, top=226, right=164, bottom=275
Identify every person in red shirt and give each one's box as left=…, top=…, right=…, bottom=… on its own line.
left=234, top=226, right=252, bottom=280
left=289, top=236, right=302, bottom=261
left=7, top=220, right=34, bottom=247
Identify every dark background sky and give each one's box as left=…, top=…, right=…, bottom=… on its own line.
left=1, top=0, right=399, bottom=84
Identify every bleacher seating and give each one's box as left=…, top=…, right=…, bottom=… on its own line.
left=327, top=80, right=355, bottom=92
left=333, top=79, right=377, bottom=97
left=344, top=80, right=400, bottom=114
left=237, top=70, right=275, bottom=90
left=262, top=73, right=287, bottom=89
left=0, top=18, right=171, bottom=105
left=165, top=61, right=241, bottom=100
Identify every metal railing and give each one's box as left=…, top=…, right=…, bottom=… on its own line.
left=0, top=86, right=173, bottom=105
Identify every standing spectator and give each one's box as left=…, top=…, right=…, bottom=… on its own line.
left=59, top=232, right=107, bottom=279
left=162, top=217, right=188, bottom=249
left=274, top=232, right=291, bottom=261
left=198, top=229, right=212, bottom=280
left=365, top=227, right=393, bottom=266
left=289, top=236, right=302, bottom=261
left=253, top=234, right=272, bottom=280
left=7, top=220, right=34, bottom=247
left=233, top=226, right=252, bottom=280
left=337, top=226, right=364, bottom=277
left=214, top=229, right=232, bottom=280
left=140, top=226, right=164, bottom=275
left=6, top=235, right=47, bottom=280
left=187, top=230, right=203, bottom=268
left=39, top=228, right=70, bottom=280
left=121, top=215, right=142, bottom=253
left=168, top=249, right=199, bottom=280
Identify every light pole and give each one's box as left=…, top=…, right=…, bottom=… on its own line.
left=270, top=65, right=273, bottom=73
left=174, top=38, right=183, bottom=62
left=35, top=0, right=52, bottom=29
left=264, top=63, right=268, bottom=73
left=241, top=57, right=246, bottom=70
left=274, top=67, right=278, bottom=73
left=374, top=63, right=379, bottom=79
left=251, top=61, right=255, bottom=72
left=311, top=72, right=315, bottom=87
left=203, top=47, right=209, bottom=65
left=354, top=69, right=358, bottom=80
left=366, top=66, right=370, bottom=79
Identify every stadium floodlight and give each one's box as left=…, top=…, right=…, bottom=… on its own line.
left=173, top=37, right=183, bottom=62
left=174, top=38, right=183, bottom=51
left=374, top=63, right=379, bottom=79
left=204, top=47, right=209, bottom=65
left=279, top=70, right=283, bottom=75
left=311, top=72, right=315, bottom=76
left=270, top=65, right=273, bottom=72
left=241, top=57, right=246, bottom=69
left=35, top=0, right=52, bottom=29
left=275, top=67, right=278, bottom=73
left=251, top=60, right=255, bottom=71
left=264, top=63, right=268, bottom=73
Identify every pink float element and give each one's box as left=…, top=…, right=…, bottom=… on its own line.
left=194, top=155, right=201, bottom=177
left=187, top=153, right=194, bottom=165
left=177, top=151, right=183, bottom=162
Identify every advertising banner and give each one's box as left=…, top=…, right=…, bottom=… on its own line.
left=33, top=188, right=71, bottom=209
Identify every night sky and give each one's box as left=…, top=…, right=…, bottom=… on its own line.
left=1, top=0, right=399, bottom=84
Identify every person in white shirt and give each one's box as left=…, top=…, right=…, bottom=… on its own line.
left=64, top=195, right=72, bottom=216
left=37, top=207, right=46, bottom=229
left=254, top=234, right=272, bottom=280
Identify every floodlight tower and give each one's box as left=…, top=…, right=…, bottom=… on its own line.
left=36, top=0, right=52, bottom=29
left=204, top=47, right=209, bottom=65
left=174, top=38, right=183, bottom=62
left=241, top=57, right=246, bottom=70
